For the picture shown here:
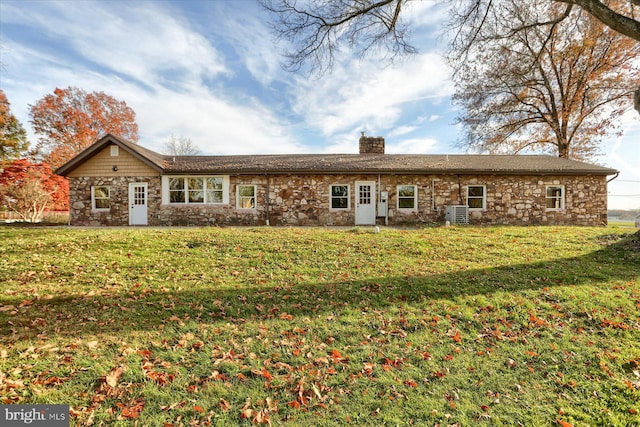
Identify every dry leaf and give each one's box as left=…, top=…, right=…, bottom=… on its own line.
left=106, top=366, right=123, bottom=388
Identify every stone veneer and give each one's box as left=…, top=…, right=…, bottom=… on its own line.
left=68, top=173, right=608, bottom=227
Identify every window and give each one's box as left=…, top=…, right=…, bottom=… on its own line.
left=237, top=185, right=256, bottom=209
left=467, top=185, right=486, bottom=210
left=92, top=186, right=110, bottom=210
left=546, top=186, right=564, bottom=210
left=187, top=178, right=204, bottom=203
left=330, top=185, right=349, bottom=209
left=397, top=185, right=417, bottom=210
left=206, top=177, right=223, bottom=203
left=169, top=177, right=186, bottom=203
left=167, top=176, right=227, bottom=204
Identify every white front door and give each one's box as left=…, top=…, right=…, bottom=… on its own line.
left=129, top=183, right=148, bottom=225
left=355, top=181, right=376, bottom=225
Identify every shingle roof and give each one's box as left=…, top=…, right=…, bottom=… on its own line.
left=56, top=134, right=618, bottom=177
left=167, top=153, right=616, bottom=175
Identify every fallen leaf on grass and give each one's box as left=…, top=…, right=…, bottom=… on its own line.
left=106, top=366, right=123, bottom=388
left=219, top=398, right=231, bottom=412
left=557, top=420, right=573, bottom=427
left=116, top=399, right=144, bottom=420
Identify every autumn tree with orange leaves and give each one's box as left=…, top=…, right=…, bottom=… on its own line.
left=29, top=87, right=139, bottom=168
left=448, top=0, right=639, bottom=160
left=0, top=159, right=69, bottom=222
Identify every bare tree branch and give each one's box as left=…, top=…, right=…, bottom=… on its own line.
left=557, top=0, right=640, bottom=41
left=260, top=0, right=415, bottom=75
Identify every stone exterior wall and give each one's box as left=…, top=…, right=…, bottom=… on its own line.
left=68, top=176, right=162, bottom=226
left=68, top=173, right=609, bottom=227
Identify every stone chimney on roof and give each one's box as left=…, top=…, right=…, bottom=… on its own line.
left=359, top=132, right=385, bottom=154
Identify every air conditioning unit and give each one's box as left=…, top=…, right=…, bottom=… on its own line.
left=445, top=205, right=469, bottom=224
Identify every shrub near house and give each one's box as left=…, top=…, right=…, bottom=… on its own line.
left=55, top=134, right=616, bottom=227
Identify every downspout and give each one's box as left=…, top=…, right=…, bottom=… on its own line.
left=457, top=174, right=463, bottom=205
left=605, top=172, right=619, bottom=226
left=431, top=178, right=435, bottom=211
left=265, top=173, right=270, bottom=226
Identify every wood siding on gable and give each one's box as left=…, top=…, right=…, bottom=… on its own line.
left=67, top=145, right=158, bottom=177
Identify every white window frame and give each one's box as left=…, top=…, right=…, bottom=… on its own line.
left=330, top=184, right=350, bottom=210
left=110, top=145, right=119, bottom=156
left=545, top=185, right=565, bottom=210
left=91, top=186, right=110, bottom=210
left=467, top=185, right=486, bottom=211
left=236, top=184, right=257, bottom=210
left=397, top=185, right=418, bottom=211
left=162, top=176, right=230, bottom=205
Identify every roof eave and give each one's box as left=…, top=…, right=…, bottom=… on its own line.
left=55, top=134, right=166, bottom=176
left=161, top=168, right=618, bottom=176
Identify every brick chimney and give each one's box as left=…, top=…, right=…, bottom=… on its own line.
left=359, top=132, right=385, bottom=154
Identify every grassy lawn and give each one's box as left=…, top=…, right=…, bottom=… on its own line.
left=0, top=226, right=638, bottom=426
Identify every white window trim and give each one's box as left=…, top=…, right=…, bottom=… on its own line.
left=329, top=184, right=350, bottom=211
left=110, top=145, right=119, bottom=156
left=236, top=184, right=257, bottom=210
left=161, top=175, right=230, bottom=205
left=397, top=185, right=418, bottom=211
left=91, top=185, right=110, bottom=211
left=545, top=185, right=565, bottom=210
left=467, top=185, right=486, bottom=211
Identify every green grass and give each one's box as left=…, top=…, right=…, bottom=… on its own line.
left=1, top=226, right=638, bottom=426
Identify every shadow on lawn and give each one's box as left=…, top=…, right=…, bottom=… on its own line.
left=1, top=231, right=638, bottom=342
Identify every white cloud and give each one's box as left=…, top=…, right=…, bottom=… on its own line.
left=291, top=51, right=453, bottom=137
left=389, top=126, right=418, bottom=137
left=0, top=0, right=304, bottom=155
left=387, top=137, right=439, bottom=154
left=213, top=4, right=287, bottom=87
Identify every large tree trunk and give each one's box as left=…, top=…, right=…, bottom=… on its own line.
left=635, top=86, right=640, bottom=114
left=558, top=139, right=570, bottom=158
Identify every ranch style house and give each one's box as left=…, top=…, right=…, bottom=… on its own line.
left=55, top=133, right=617, bottom=227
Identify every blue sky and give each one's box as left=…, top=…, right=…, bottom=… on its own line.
left=1, top=0, right=638, bottom=210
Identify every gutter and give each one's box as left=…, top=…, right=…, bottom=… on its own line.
left=607, top=171, right=620, bottom=183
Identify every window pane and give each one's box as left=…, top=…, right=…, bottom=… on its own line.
left=399, top=198, right=415, bottom=209
left=95, top=198, right=110, bottom=209
left=468, top=186, right=484, bottom=197
left=332, top=198, right=348, bottom=209
left=239, top=197, right=255, bottom=209
left=332, top=185, right=347, bottom=197
left=188, top=178, right=204, bottom=190
left=188, top=190, right=204, bottom=203
left=206, top=190, right=223, bottom=203
left=94, top=187, right=109, bottom=198
left=239, top=186, right=255, bottom=197
left=398, top=186, right=415, bottom=198
left=468, top=198, right=483, bottom=209
left=207, top=177, right=223, bottom=190
left=169, top=178, right=184, bottom=190
left=170, top=190, right=185, bottom=203
left=547, top=187, right=561, bottom=197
